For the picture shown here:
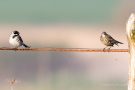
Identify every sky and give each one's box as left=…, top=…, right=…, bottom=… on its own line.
left=0, top=0, right=121, bottom=24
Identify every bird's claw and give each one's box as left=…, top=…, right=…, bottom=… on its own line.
left=103, top=48, right=106, bottom=52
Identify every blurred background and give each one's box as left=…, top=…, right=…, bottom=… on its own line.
left=0, top=0, right=134, bottom=90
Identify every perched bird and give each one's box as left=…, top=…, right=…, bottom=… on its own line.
left=9, top=31, right=30, bottom=48
left=100, top=32, right=123, bottom=51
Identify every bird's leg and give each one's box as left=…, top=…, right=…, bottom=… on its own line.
left=103, top=46, right=107, bottom=51
left=107, top=46, right=112, bottom=52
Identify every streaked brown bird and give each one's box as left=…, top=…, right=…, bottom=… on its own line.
left=100, top=32, right=123, bottom=51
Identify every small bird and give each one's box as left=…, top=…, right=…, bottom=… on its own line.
left=9, top=78, right=17, bottom=86
left=100, top=32, right=123, bottom=51
left=9, top=31, right=30, bottom=49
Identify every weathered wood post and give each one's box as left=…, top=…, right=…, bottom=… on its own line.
left=127, top=13, right=135, bottom=90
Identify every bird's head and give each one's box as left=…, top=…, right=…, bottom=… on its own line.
left=101, top=32, right=107, bottom=35
left=12, top=31, right=20, bottom=35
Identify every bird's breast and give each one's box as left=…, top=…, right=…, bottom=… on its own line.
left=9, top=36, right=21, bottom=47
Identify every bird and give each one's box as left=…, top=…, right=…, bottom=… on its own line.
left=100, top=32, right=123, bottom=51
left=9, top=31, right=30, bottom=49
left=9, top=78, right=17, bottom=86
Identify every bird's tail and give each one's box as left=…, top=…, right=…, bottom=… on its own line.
left=22, top=43, right=30, bottom=48
left=114, top=40, right=123, bottom=46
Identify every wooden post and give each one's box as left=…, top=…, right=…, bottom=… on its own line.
left=127, top=13, right=135, bottom=90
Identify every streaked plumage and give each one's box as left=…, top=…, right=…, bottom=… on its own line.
left=100, top=32, right=123, bottom=50
left=9, top=31, right=30, bottom=48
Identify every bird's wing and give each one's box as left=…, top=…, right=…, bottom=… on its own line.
left=106, top=33, right=115, bottom=41
left=106, top=33, right=123, bottom=44
left=17, top=35, right=23, bottom=43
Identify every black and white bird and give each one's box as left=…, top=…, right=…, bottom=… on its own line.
left=9, top=31, right=30, bottom=48
left=100, top=32, right=123, bottom=51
